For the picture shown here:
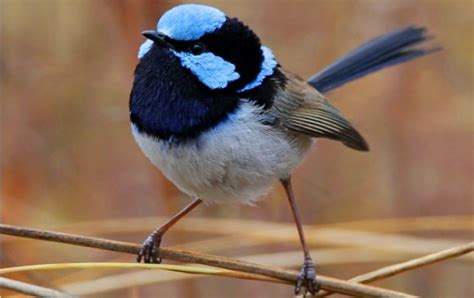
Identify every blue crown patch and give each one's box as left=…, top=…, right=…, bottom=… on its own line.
left=157, top=4, right=226, bottom=41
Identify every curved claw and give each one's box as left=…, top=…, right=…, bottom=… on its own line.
left=295, top=257, right=320, bottom=295
left=137, top=232, right=163, bottom=264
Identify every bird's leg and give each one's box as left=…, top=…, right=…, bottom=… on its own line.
left=137, top=198, right=203, bottom=263
left=281, top=177, right=320, bottom=295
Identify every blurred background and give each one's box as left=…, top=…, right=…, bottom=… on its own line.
left=1, top=0, right=473, bottom=297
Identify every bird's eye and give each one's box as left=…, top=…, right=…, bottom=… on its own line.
left=191, top=43, right=205, bottom=55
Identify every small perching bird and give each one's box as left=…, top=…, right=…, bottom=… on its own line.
left=129, top=4, right=437, bottom=295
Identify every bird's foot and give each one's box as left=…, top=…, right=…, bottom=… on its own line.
left=137, top=230, right=163, bottom=263
left=295, top=256, right=320, bottom=296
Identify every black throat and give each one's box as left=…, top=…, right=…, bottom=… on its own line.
left=129, top=46, right=240, bottom=141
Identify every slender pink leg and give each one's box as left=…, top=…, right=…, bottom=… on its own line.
left=281, top=177, right=319, bottom=295
left=137, top=198, right=203, bottom=263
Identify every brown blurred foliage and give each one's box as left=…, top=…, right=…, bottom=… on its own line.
left=1, top=0, right=473, bottom=297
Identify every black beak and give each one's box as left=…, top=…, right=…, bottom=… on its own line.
left=142, top=30, right=171, bottom=47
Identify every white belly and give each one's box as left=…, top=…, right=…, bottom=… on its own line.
left=132, top=101, right=312, bottom=203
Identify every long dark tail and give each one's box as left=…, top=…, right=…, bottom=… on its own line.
left=308, top=26, right=439, bottom=93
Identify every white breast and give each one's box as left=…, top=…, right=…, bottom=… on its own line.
left=132, top=101, right=312, bottom=204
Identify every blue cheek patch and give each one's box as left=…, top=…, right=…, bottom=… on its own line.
left=239, top=46, right=278, bottom=92
left=157, top=4, right=226, bottom=41
left=172, top=51, right=240, bottom=89
left=138, top=39, right=153, bottom=59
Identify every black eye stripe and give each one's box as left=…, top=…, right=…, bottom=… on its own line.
left=191, top=43, right=205, bottom=54
left=167, top=39, right=207, bottom=54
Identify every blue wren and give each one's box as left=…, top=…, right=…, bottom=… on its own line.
left=129, top=4, right=436, bottom=295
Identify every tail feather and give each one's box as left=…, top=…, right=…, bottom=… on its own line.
left=308, top=26, right=438, bottom=93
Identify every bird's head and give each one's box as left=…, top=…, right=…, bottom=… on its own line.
left=137, top=4, right=278, bottom=93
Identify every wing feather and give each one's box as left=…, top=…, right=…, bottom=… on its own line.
left=271, top=69, right=369, bottom=151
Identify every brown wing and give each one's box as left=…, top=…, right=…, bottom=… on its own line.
left=271, top=69, right=369, bottom=151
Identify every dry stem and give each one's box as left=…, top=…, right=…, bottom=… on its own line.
left=1, top=223, right=412, bottom=298
left=317, top=242, right=474, bottom=297
left=0, top=277, right=72, bottom=297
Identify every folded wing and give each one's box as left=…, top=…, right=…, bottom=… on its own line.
left=272, top=69, right=369, bottom=151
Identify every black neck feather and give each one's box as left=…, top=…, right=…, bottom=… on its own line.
left=129, top=46, right=240, bottom=141
left=240, top=67, right=287, bottom=109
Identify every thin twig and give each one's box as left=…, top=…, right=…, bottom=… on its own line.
left=350, top=242, right=474, bottom=283
left=317, top=242, right=474, bottom=297
left=0, top=224, right=412, bottom=298
left=0, top=277, right=72, bottom=297
left=11, top=216, right=466, bottom=261
left=0, top=262, right=283, bottom=284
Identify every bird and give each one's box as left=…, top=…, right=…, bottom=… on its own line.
left=129, top=3, right=436, bottom=295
